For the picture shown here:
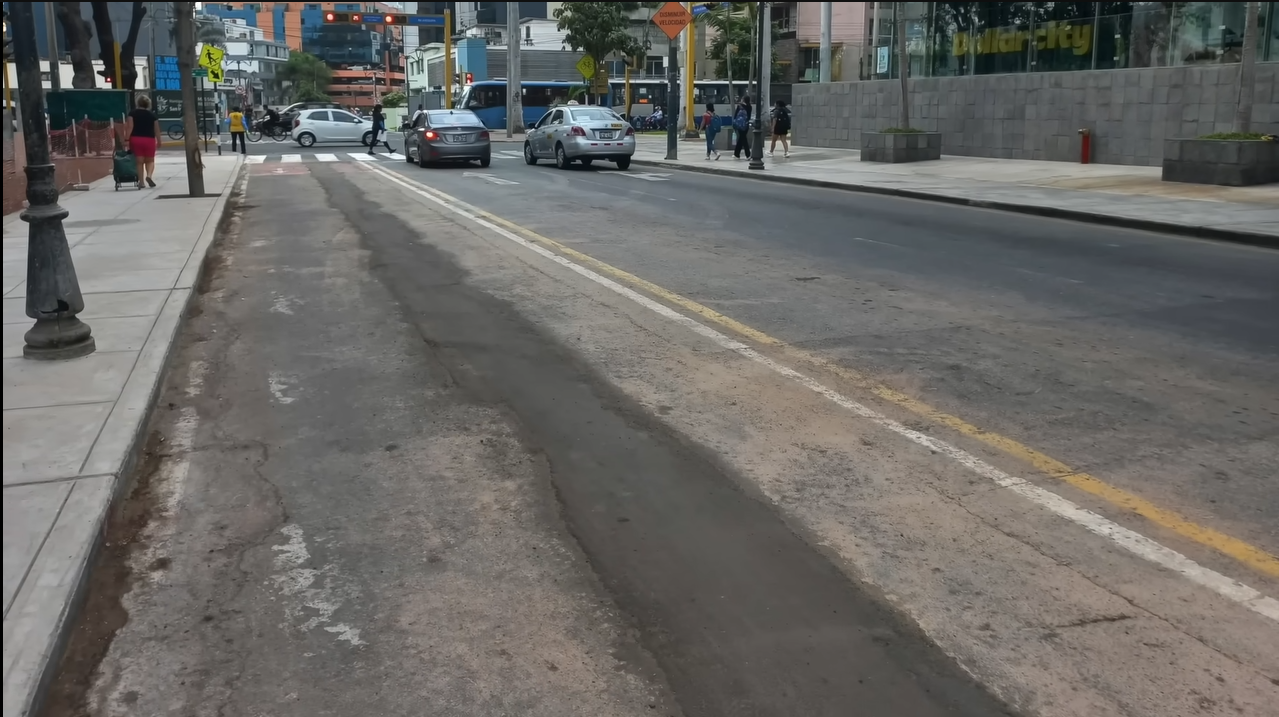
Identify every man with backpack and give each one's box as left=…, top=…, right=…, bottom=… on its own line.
left=769, top=99, right=792, bottom=158
left=702, top=103, right=722, bottom=160
left=732, top=96, right=753, bottom=160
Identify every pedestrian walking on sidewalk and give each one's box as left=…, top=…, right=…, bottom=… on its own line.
left=769, top=100, right=791, bottom=158
left=228, top=106, right=247, bottom=154
left=702, top=103, right=722, bottom=160
left=125, top=94, right=160, bottom=188
left=368, top=104, right=394, bottom=155
left=732, top=96, right=752, bottom=160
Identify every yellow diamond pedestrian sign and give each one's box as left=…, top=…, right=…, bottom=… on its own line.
left=199, top=45, right=225, bottom=70
left=576, top=55, right=595, bottom=80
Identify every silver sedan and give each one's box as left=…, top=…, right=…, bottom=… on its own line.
left=404, top=109, right=492, bottom=168
left=524, top=104, right=635, bottom=170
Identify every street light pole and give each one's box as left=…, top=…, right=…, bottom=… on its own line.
left=10, top=3, right=95, bottom=360
left=665, top=33, right=679, bottom=160
left=748, top=2, right=768, bottom=170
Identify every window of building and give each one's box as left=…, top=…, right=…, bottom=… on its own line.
left=644, top=55, right=664, bottom=78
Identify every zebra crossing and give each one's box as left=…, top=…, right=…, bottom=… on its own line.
left=243, top=148, right=528, bottom=164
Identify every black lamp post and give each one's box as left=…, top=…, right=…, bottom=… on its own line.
left=748, top=2, right=767, bottom=171
left=10, top=3, right=95, bottom=360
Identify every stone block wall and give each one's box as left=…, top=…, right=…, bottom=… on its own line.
left=791, top=63, right=1278, bottom=166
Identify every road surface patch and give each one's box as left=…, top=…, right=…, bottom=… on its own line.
left=364, top=162, right=1279, bottom=622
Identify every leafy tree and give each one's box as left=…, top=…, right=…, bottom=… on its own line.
left=381, top=91, right=407, bottom=108
left=703, top=3, right=781, bottom=83
left=618, top=2, right=661, bottom=118
left=279, top=52, right=333, bottom=103
left=194, top=14, right=228, bottom=50
left=553, top=2, right=642, bottom=102
left=54, top=2, right=96, bottom=89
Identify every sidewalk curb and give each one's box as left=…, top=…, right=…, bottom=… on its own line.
left=630, top=158, right=1279, bottom=250
left=17, top=156, right=246, bottom=717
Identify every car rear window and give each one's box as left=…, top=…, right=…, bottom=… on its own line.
left=569, top=108, right=621, bottom=122
left=427, top=111, right=482, bottom=127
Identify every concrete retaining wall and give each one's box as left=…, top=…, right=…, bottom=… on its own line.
left=792, top=63, right=1278, bottom=166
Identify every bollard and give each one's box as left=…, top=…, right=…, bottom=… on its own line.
left=1078, top=128, right=1091, bottom=164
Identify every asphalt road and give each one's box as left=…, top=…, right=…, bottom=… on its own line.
left=45, top=146, right=1279, bottom=717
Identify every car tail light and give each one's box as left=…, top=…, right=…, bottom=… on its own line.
left=424, top=130, right=437, bottom=139
left=625, top=126, right=635, bottom=136
left=569, top=126, right=586, bottom=136
left=479, top=130, right=489, bottom=139
left=293, top=118, right=300, bottom=128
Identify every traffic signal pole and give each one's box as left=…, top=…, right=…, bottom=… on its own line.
left=444, top=10, right=453, bottom=109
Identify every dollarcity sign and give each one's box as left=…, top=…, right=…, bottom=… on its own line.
left=953, top=21, right=1093, bottom=57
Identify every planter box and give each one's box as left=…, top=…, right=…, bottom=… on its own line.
left=861, top=131, right=942, bottom=163
left=1161, top=139, right=1279, bottom=187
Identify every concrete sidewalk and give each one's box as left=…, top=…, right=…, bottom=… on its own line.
left=2, top=154, right=242, bottom=717
left=616, top=136, right=1279, bottom=245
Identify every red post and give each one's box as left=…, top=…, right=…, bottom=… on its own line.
left=1078, top=128, right=1091, bottom=164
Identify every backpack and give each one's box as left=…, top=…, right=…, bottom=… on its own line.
left=707, top=113, right=723, bottom=134
left=733, top=108, right=749, bottom=132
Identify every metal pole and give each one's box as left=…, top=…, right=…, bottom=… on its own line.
left=748, top=2, right=767, bottom=170
left=1234, top=0, right=1259, bottom=134
left=506, top=2, right=523, bottom=135
left=665, top=35, right=679, bottom=160
left=11, top=3, right=95, bottom=360
left=444, top=9, right=453, bottom=109
left=44, top=1, right=63, bottom=92
left=684, top=3, right=696, bottom=136
left=896, top=1, right=908, bottom=129
left=114, top=41, right=123, bottom=90
left=819, top=2, right=832, bottom=83
left=510, top=13, right=523, bottom=132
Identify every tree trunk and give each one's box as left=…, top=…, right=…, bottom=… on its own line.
left=1234, top=1, right=1259, bottom=134
left=120, top=2, right=148, bottom=90
left=174, top=2, right=206, bottom=196
left=55, top=2, right=97, bottom=89
left=897, top=2, right=909, bottom=129
left=89, top=2, right=118, bottom=88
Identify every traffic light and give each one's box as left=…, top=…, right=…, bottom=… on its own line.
left=323, top=11, right=352, bottom=23
left=381, top=14, right=408, bottom=25
left=465, top=72, right=473, bottom=84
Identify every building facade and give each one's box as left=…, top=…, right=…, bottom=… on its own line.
left=415, top=2, right=457, bottom=47
left=219, top=19, right=292, bottom=109
left=202, top=2, right=406, bottom=107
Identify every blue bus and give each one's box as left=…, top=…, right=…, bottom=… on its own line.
left=455, top=80, right=612, bottom=130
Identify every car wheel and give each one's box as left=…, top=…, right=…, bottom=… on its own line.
left=615, top=157, right=631, bottom=170
left=361, top=130, right=373, bottom=147
left=524, top=142, right=537, bottom=165
left=297, top=132, right=316, bottom=148
left=555, top=144, right=571, bottom=170
left=405, top=144, right=414, bottom=163
left=479, top=155, right=491, bottom=168
left=417, top=145, right=429, bottom=168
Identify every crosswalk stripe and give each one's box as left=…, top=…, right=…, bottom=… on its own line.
left=281, top=154, right=302, bottom=163
left=245, top=155, right=265, bottom=164
left=315, top=153, right=339, bottom=162
left=349, top=153, right=378, bottom=161
left=385, top=152, right=405, bottom=160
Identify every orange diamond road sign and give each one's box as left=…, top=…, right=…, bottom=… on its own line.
left=653, top=1, right=692, bottom=41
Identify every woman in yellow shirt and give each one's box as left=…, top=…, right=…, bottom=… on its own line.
left=229, top=106, right=246, bottom=154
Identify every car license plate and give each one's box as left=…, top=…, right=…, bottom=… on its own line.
left=447, top=134, right=469, bottom=143
left=610, top=123, right=623, bottom=129
left=598, top=131, right=614, bottom=139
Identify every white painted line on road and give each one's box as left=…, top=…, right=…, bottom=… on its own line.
left=314, top=153, right=339, bottom=162
left=365, top=162, right=1279, bottom=624
left=349, top=153, right=378, bottom=162
left=384, top=152, right=405, bottom=160
left=244, top=155, right=265, bottom=164
left=281, top=154, right=302, bottom=163
left=613, top=172, right=671, bottom=182
left=495, top=150, right=524, bottom=159
left=463, top=172, right=519, bottom=185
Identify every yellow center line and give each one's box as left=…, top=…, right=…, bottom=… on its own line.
left=457, top=199, right=1279, bottom=582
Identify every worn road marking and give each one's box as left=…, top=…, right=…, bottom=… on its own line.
left=315, top=153, right=339, bottom=162
left=463, top=172, right=519, bottom=185
left=281, top=154, right=302, bottom=163
left=366, top=163, right=1279, bottom=621
left=244, top=155, right=265, bottom=164
left=349, top=153, right=379, bottom=162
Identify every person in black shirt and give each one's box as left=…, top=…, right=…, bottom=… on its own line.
left=262, top=103, right=281, bottom=136
left=126, top=94, right=160, bottom=188
left=367, top=103, right=393, bottom=155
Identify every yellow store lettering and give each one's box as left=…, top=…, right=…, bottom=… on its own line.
left=953, top=22, right=1092, bottom=57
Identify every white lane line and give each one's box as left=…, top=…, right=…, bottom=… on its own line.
left=612, top=172, right=671, bottom=182
left=244, top=155, right=265, bottom=164
left=462, top=172, right=519, bottom=185
left=314, top=153, right=339, bottom=162
left=495, top=150, right=524, bottom=159
left=366, top=163, right=1279, bottom=624
left=349, top=153, right=378, bottom=161
left=281, top=154, right=302, bottom=163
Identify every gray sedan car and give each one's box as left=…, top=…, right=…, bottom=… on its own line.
left=404, top=109, right=492, bottom=168
left=524, top=103, right=634, bottom=170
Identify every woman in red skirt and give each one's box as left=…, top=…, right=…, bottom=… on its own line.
left=126, top=95, right=160, bottom=188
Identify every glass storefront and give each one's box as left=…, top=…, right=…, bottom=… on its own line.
left=884, top=2, right=1277, bottom=78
